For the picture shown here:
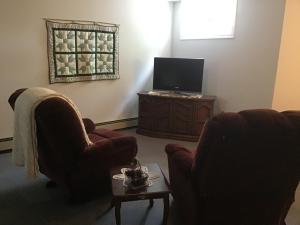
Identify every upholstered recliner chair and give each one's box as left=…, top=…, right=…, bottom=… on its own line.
left=9, top=88, right=137, bottom=200
left=166, top=109, right=299, bottom=225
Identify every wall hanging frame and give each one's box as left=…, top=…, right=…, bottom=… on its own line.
left=45, top=18, right=119, bottom=84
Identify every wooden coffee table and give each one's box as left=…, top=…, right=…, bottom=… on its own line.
left=110, top=163, right=170, bottom=225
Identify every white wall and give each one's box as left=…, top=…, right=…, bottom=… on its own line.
left=0, top=0, right=172, bottom=139
left=171, top=0, right=285, bottom=113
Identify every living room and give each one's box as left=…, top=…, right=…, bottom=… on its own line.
left=0, top=0, right=299, bottom=225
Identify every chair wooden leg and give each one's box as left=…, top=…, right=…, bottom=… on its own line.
left=162, top=195, right=169, bottom=225
left=115, top=200, right=122, bottom=225
left=149, top=199, right=154, bottom=208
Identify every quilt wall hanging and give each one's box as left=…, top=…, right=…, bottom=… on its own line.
left=46, top=19, right=119, bottom=83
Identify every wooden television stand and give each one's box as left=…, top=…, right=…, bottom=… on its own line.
left=136, top=91, right=216, bottom=142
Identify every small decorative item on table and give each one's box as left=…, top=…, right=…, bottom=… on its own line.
left=122, top=158, right=150, bottom=190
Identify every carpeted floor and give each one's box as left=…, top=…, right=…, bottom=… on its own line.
left=0, top=128, right=299, bottom=225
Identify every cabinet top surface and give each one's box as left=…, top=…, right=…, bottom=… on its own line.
left=138, top=91, right=216, bottom=101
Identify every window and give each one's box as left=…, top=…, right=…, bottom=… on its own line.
left=180, top=0, right=238, bottom=40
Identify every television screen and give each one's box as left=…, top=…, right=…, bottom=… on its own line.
left=153, top=57, right=204, bottom=93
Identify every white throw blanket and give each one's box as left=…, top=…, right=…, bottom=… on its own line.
left=13, top=87, right=92, bottom=178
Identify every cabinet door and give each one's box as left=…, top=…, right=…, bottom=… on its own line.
left=171, top=99, right=194, bottom=134
left=138, top=96, right=171, bottom=132
left=191, top=102, right=213, bottom=134
left=172, top=100, right=213, bottom=135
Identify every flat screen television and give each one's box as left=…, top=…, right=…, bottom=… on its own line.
left=153, top=57, right=204, bottom=93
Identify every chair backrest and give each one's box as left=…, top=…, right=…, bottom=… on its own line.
left=192, top=109, right=299, bottom=225
left=8, top=89, right=89, bottom=176
left=282, top=110, right=300, bottom=181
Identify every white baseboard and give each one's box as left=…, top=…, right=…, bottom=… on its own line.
left=0, top=138, right=12, bottom=153
left=96, top=117, right=138, bottom=130
left=0, top=117, right=138, bottom=153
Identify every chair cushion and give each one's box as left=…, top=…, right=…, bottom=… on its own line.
left=88, top=133, right=106, bottom=143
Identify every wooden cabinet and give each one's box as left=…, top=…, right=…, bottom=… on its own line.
left=137, top=91, right=216, bottom=142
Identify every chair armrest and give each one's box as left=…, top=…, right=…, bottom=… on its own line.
left=165, top=144, right=194, bottom=176
left=165, top=144, right=198, bottom=224
left=110, top=136, right=137, bottom=154
left=82, top=118, right=96, bottom=133
left=109, top=135, right=138, bottom=164
left=82, top=139, right=113, bottom=159
left=79, top=140, right=116, bottom=171
left=80, top=136, right=137, bottom=167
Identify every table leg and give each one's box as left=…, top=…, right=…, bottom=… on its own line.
left=149, top=198, right=154, bottom=208
left=162, top=195, right=169, bottom=225
left=115, top=200, right=121, bottom=225
left=110, top=199, right=115, bottom=209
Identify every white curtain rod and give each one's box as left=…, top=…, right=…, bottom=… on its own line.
left=43, top=18, right=119, bottom=27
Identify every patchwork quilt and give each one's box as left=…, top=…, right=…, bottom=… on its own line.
left=46, top=20, right=119, bottom=83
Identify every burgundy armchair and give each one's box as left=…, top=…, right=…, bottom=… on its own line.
left=166, top=109, right=299, bottom=225
left=9, top=89, right=138, bottom=200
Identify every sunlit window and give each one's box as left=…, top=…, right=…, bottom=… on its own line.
left=180, top=0, right=238, bottom=39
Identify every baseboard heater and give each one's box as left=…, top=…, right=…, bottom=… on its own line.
left=0, top=137, right=13, bottom=153
left=0, top=117, right=138, bottom=153
left=95, top=117, right=137, bottom=130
